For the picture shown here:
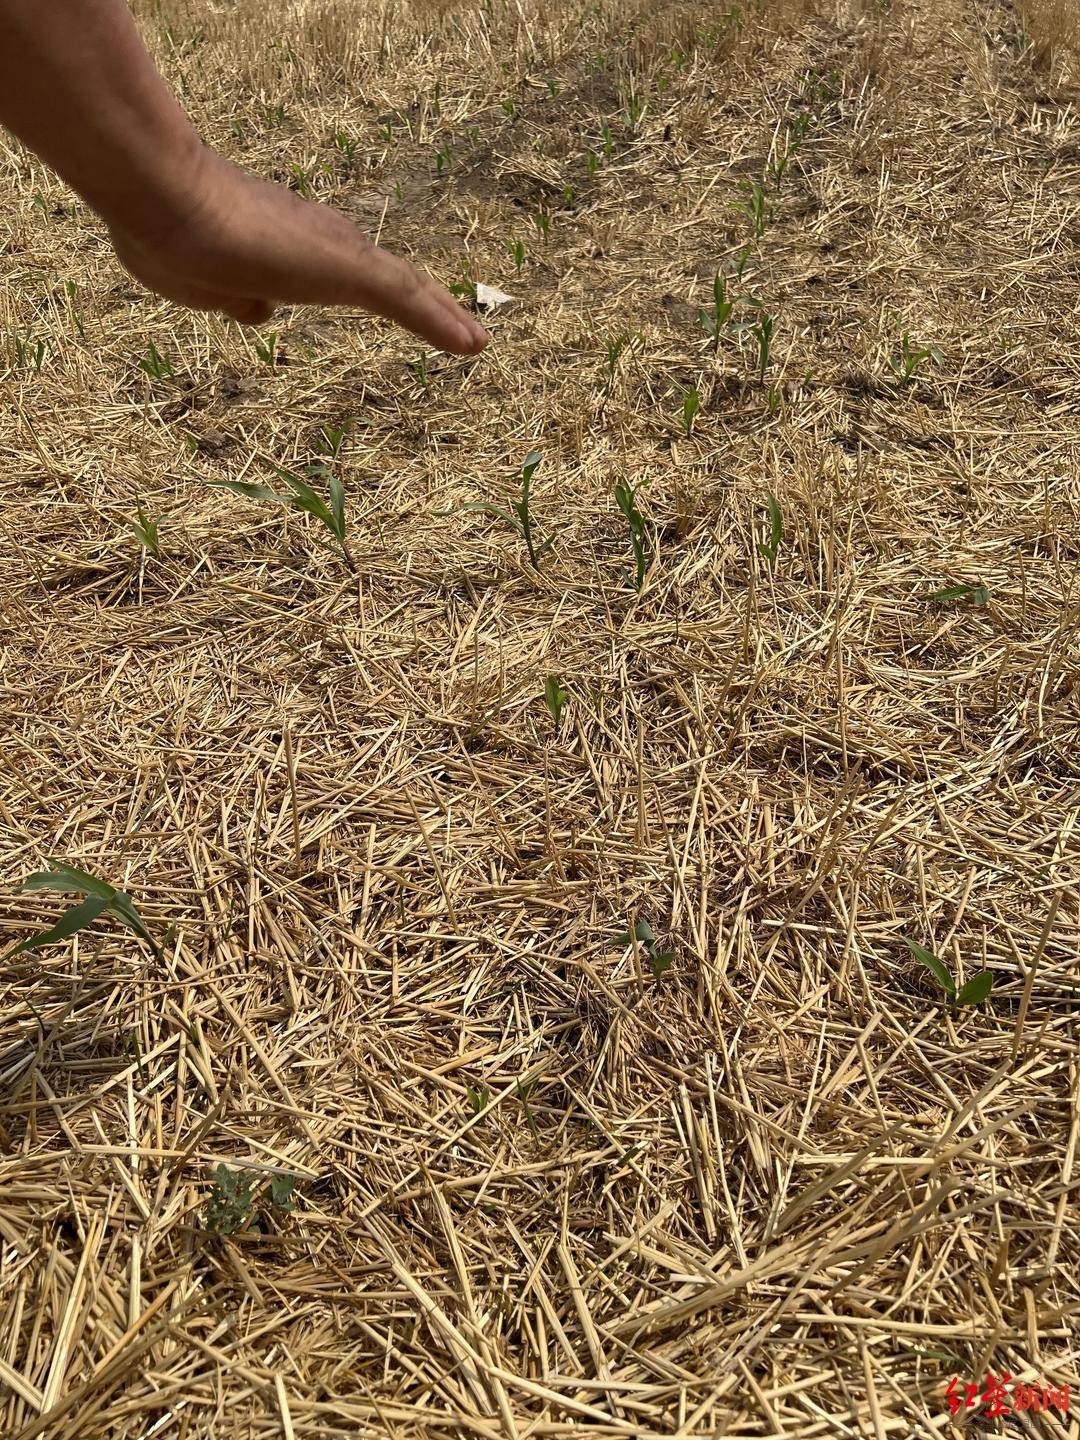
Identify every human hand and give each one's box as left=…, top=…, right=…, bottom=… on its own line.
left=108, top=148, right=489, bottom=354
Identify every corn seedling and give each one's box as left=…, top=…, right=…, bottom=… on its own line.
left=929, top=582, right=989, bottom=606
left=253, top=330, right=278, bottom=366
left=562, top=185, right=575, bottom=208
left=904, top=937, right=994, bottom=1008
left=131, top=499, right=160, bottom=557
left=501, top=96, right=517, bottom=117
left=14, top=333, right=46, bottom=373
left=466, top=1083, right=490, bottom=1115
left=757, top=490, right=782, bottom=568
left=432, top=80, right=442, bottom=116
left=889, top=331, right=944, bottom=385
left=393, top=180, right=403, bottom=201
left=4, top=858, right=158, bottom=962
left=748, top=308, right=774, bottom=379
left=601, top=119, right=614, bottom=157
left=586, top=149, right=599, bottom=175
left=507, top=237, right=526, bottom=271
left=378, top=118, right=394, bottom=143
left=467, top=124, right=480, bottom=143
left=64, top=280, right=86, bottom=340
left=532, top=211, right=551, bottom=240
left=625, top=88, right=645, bottom=132
left=615, top=477, right=651, bottom=591
left=546, top=76, right=560, bottom=97
left=262, top=101, right=286, bottom=128
left=602, top=331, right=634, bottom=384
left=700, top=272, right=736, bottom=351
left=680, top=384, right=700, bottom=436
left=445, top=450, right=562, bottom=569
left=333, top=130, right=357, bottom=165
left=735, top=178, right=771, bottom=238
left=208, top=462, right=354, bottom=570
left=434, top=139, right=452, bottom=174
left=619, top=918, right=674, bottom=985
left=315, top=420, right=356, bottom=460
left=139, top=340, right=175, bottom=382
left=543, top=674, right=568, bottom=725
left=288, top=161, right=312, bottom=195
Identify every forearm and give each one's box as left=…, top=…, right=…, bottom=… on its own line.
left=0, top=0, right=201, bottom=235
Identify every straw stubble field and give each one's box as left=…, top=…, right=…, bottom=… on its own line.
left=1, top=0, right=1078, bottom=1435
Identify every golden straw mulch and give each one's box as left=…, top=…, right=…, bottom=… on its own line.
left=1, top=0, right=1077, bottom=1434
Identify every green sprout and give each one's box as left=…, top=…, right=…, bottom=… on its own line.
left=700, top=272, right=736, bottom=352
left=434, top=138, right=452, bottom=174
left=748, top=308, right=774, bottom=380
left=203, top=1165, right=297, bottom=1236
left=928, top=582, right=990, bottom=606
left=138, top=341, right=174, bottom=382
left=735, top=178, right=771, bottom=238
left=14, top=333, right=46, bottom=373
left=532, top=211, right=551, bottom=240
left=618, top=919, right=674, bottom=985
left=333, top=130, right=357, bottom=165
left=543, top=674, right=568, bottom=725
left=130, top=499, right=160, bottom=557
left=466, top=1083, right=490, bottom=1115
left=681, top=384, right=700, bottom=437
left=507, top=237, right=526, bottom=272
left=445, top=450, right=562, bottom=569
left=904, top=938, right=994, bottom=1008
left=603, top=332, right=634, bottom=384
left=757, top=490, right=782, bottom=568
left=889, top=332, right=943, bottom=385
left=253, top=330, right=278, bottom=366
left=615, top=477, right=651, bottom=591
left=5, top=859, right=157, bottom=962
left=208, top=462, right=354, bottom=571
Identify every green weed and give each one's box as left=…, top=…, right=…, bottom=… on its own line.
left=253, top=331, right=278, bottom=366
left=904, top=938, right=994, bottom=1008
left=204, top=1164, right=298, bottom=1236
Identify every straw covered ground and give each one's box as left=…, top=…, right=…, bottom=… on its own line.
left=1, top=0, right=1078, bottom=1434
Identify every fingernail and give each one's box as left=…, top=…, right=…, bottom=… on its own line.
left=458, top=319, right=487, bottom=352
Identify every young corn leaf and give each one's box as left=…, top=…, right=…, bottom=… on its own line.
left=8, top=861, right=156, bottom=959
left=757, top=490, right=783, bottom=566
left=4, top=893, right=111, bottom=960
left=956, top=970, right=994, bottom=1006
left=328, top=476, right=346, bottom=544
left=207, top=478, right=291, bottom=505
left=522, top=450, right=543, bottom=484
left=929, top=583, right=989, bottom=606
left=19, top=860, right=117, bottom=902
left=904, top=937, right=956, bottom=998
left=543, top=674, right=568, bottom=724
